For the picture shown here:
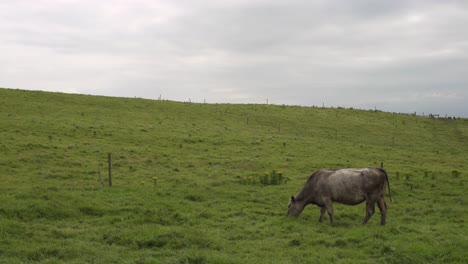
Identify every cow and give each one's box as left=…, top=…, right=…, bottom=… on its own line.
left=287, top=168, right=392, bottom=225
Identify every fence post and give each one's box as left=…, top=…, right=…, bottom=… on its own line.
left=380, top=162, right=384, bottom=169
left=108, top=153, right=112, bottom=187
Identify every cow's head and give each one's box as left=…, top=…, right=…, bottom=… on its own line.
left=287, top=196, right=304, bottom=217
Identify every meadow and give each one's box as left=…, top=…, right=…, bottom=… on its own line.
left=0, top=88, right=467, bottom=263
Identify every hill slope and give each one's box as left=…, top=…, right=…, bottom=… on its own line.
left=1, top=88, right=467, bottom=263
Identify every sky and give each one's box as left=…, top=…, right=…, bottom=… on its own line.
left=1, top=0, right=468, bottom=117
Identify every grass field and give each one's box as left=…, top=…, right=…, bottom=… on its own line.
left=0, top=88, right=467, bottom=263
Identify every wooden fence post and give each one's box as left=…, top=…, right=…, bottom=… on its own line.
left=108, top=153, right=112, bottom=187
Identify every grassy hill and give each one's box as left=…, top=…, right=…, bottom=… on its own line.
left=0, top=88, right=467, bottom=263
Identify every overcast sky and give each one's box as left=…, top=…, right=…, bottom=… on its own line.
left=1, top=0, right=467, bottom=117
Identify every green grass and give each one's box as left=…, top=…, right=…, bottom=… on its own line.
left=0, top=88, right=467, bottom=263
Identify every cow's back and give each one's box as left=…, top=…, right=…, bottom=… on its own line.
left=322, top=168, right=383, bottom=205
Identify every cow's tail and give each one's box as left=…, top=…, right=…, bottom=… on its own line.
left=380, top=168, right=393, bottom=203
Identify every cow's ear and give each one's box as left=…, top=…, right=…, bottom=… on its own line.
left=291, top=196, right=295, bottom=202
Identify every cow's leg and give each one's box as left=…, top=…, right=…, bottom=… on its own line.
left=377, top=197, right=387, bottom=226
left=361, top=200, right=375, bottom=224
left=319, top=206, right=326, bottom=222
left=324, top=201, right=334, bottom=224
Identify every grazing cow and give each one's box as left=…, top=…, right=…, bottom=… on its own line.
left=288, top=168, right=392, bottom=225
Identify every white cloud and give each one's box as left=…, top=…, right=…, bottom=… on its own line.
left=406, top=13, right=425, bottom=23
